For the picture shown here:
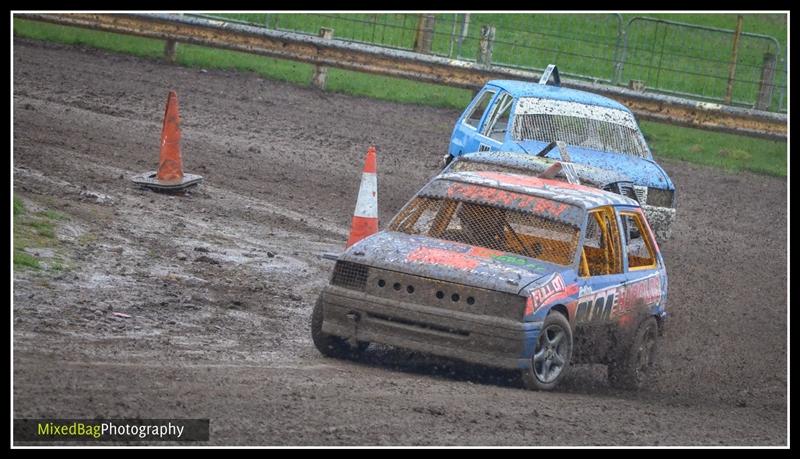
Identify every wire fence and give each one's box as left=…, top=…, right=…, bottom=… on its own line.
left=199, top=13, right=787, bottom=113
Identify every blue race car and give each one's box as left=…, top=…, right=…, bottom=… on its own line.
left=313, top=168, right=668, bottom=391
left=446, top=69, right=676, bottom=240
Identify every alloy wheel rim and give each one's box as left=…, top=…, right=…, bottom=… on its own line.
left=533, top=324, right=569, bottom=384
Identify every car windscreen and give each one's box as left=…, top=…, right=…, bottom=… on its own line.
left=512, top=97, right=649, bottom=158
left=388, top=194, right=582, bottom=266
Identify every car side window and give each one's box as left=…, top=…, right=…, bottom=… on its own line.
left=481, top=92, right=513, bottom=141
left=580, top=207, right=622, bottom=277
left=620, top=212, right=657, bottom=270
left=464, top=90, right=495, bottom=128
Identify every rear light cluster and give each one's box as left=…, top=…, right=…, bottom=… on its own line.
left=646, top=187, right=675, bottom=208
left=330, top=261, right=369, bottom=291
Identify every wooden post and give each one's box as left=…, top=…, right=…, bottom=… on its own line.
left=477, top=25, right=495, bottom=66
left=164, top=39, right=178, bottom=64
left=455, top=13, right=470, bottom=59
left=755, top=52, right=777, bottom=110
left=628, top=79, right=646, bottom=92
left=311, top=27, right=334, bottom=90
left=413, top=14, right=436, bottom=54
left=724, top=15, right=744, bottom=105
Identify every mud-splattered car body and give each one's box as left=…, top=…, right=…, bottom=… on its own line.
left=445, top=150, right=640, bottom=204
left=447, top=79, right=677, bottom=240
left=313, top=170, right=669, bottom=390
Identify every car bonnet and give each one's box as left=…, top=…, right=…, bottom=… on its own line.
left=340, top=231, right=560, bottom=295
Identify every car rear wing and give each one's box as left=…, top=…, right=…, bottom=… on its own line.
left=538, top=64, right=561, bottom=87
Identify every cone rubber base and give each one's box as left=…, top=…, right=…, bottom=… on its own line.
left=131, top=171, right=203, bottom=191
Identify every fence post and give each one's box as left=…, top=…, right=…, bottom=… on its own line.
left=724, top=15, right=744, bottom=105
left=755, top=52, right=777, bottom=110
left=413, top=14, right=436, bottom=54
left=456, top=13, right=470, bottom=59
left=447, top=14, right=458, bottom=57
left=628, top=80, right=646, bottom=92
left=477, top=25, right=495, bottom=66
left=311, top=27, right=334, bottom=90
left=611, top=13, right=625, bottom=85
left=163, top=39, right=178, bottom=63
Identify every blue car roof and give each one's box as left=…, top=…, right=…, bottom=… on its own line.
left=486, top=80, right=631, bottom=112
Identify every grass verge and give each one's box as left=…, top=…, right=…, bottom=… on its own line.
left=13, top=18, right=786, bottom=176
left=13, top=196, right=69, bottom=271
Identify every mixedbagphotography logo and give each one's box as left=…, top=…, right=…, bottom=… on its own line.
left=14, top=419, right=210, bottom=442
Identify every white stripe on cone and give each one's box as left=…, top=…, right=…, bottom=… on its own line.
left=353, top=172, right=378, bottom=219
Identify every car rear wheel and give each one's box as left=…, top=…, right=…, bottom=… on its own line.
left=521, top=311, right=573, bottom=391
left=608, top=316, right=659, bottom=390
left=311, top=296, right=369, bottom=358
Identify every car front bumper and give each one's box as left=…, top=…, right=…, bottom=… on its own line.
left=319, top=285, right=540, bottom=370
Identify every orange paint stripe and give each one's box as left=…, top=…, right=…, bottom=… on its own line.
left=406, top=247, right=480, bottom=271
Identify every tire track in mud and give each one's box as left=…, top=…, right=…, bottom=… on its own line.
left=12, top=38, right=787, bottom=445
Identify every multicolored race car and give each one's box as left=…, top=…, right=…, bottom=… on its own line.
left=312, top=168, right=668, bottom=390
left=446, top=70, right=676, bottom=240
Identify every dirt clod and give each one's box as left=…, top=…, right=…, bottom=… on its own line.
left=194, top=255, right=220, bottom=265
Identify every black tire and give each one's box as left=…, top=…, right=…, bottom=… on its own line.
left=521, top=311, right=573, bottom=391
left=311, top=296, right=369, bottom=358
left=608, top=316, right=659, bottom=390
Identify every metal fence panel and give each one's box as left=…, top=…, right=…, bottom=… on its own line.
left=176, top=13, right=789, bottom=114
left=621, top=17, right=785, bottom=111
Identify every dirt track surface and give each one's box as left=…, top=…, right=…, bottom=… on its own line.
left=12, top=39, right=787, bottom=446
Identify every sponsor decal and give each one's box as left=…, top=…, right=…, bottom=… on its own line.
left=616, top=275, right=662, bottom=315
left=575, top=275, right=662, bottom=324
left=531, top=273, right=566, bottom=306
left=575, top=286, right=619, bottom=324
left=490, top=254, right=547, bottom=272
left=445, top=181, right=572, bottom=219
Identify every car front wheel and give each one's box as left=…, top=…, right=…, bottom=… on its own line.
left=311, top=296, right=369, bottom=358
left=521, top=311, right=573, bottom=391
left=608, top=316, right=659, bottom=390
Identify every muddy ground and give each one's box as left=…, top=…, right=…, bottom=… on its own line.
left=12, top=38, right=787, bottom=446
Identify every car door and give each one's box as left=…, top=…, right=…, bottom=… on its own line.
left=573, top=206, right=627, bottom=360
left=477, top=91, right=514, bottom=152
left=617, top=208, right=666, bottom=325
left=449, top=87, right=497, bottom=157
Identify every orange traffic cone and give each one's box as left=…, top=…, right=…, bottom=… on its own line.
left=346, top=146, right=379, bottom=248
left=156, top=91, right=184, bottom=183
left=131, top=90, right=203, bottom=191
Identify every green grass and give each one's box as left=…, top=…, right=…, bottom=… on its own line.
left=13, top=197, right=25, bottom=216
left=641, top=121, right=786, bottom=176
left=38, top=209, right=66, bottom=221
left=13, top=17, right=786, bottom=176
left=13, top=195, right=69, bottom=271
left=14, top=251, right=41, bottom=269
